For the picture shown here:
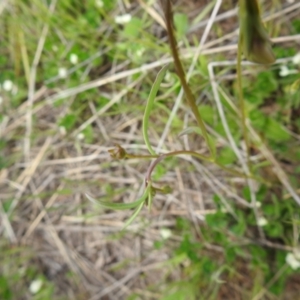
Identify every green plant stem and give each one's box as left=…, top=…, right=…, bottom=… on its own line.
left=143, top=149, right=258, bottom=185
left=126, top=153, right=158, bottom=159
left=143, top=64, right=169, bottom=155
left=237, top=32, right=251, bottom=172
left=162, top=0, right=215, bottom=160
left=125, top=149, right=265, bottom=181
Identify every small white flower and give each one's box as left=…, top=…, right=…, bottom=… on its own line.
left=115, top=14, right=132, bottom=25
left=136, top=47, right=145, bottom=57
left=279, top=66, right=290, bottom=77
left=255, top=201, right=261, bottom=208
left=29, top=279, right=43, bottom=294
left=292, top=52, right=300, bottom=65
left=3, top=80, right=13, bottom=91
left=52, top=45, right=58, bottom=52
left=77, top=133, right=85, bottom=140
left=59, top=126, right=66, bottom=136
left=257, top=217, right=268, bottom=227
left=279, top=65, right=298, bottom=77
left=160, top=228, right=172, bottom=239
left=58, top=68, right=68, bottom=78
left=95, top=0, right=104, bottom=8
left=286, top=252, right=300, bottom=270
left=220, top=206, right=228, bottom=213
left=70, top=53, right=78, bottom=65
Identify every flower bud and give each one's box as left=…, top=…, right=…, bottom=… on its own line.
left=108, top=145, right=127, bottom=159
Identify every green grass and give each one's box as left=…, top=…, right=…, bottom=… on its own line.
left=1, top=0, right=300, bottom=299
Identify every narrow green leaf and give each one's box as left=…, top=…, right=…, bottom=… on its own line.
left=147, top=185, right=154, bottom=211
left=121, top=184, right=152, bottom=230
left=178, top=126, right=202, bottom=137
left=122, top=202, right=144, bottom=231
left=192, top=1, right=216, bottom=25
left=86, top=189, right=148, bottom=210
left=143, top=65, right=169, bottom=155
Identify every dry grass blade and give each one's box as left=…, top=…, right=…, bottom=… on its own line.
left=25, top=0, right=58, bottom=161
